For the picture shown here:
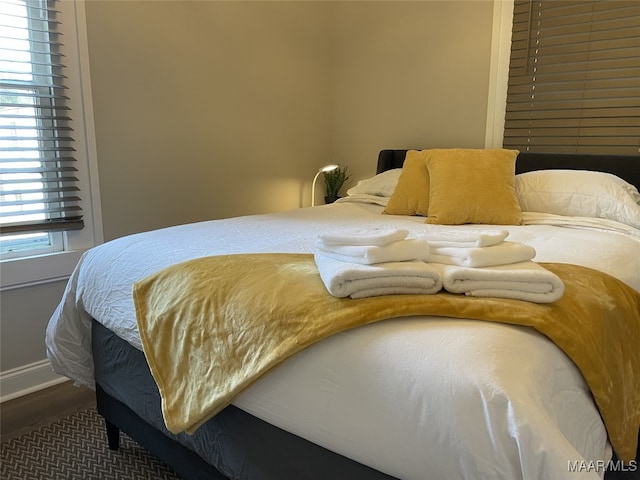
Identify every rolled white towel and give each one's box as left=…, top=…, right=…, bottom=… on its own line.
left=314, top=252, right=442, bottom=298
left=425, top=241, right=535, bottom=268
left=435, top=261, right=564, bottom=303
left=417, top=228, right=509, bottom=248
left=317, top=238, right=430, bottom=265
left=318, top=228, right=409, bottom=247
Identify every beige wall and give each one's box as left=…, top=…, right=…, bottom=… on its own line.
left=1, top=0, right=495, bottom=384
left=86, top=1, right=335, bottom=241
left=86, top=0, right=493, bottom=242
left=1, top=281, right=67, bottom=371
left=331, top=1, right=493, bottom=181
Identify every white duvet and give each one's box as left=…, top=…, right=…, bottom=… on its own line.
left=46, top=200, right=640, bottom=480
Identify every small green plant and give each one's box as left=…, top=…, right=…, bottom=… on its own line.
left=323, top=166, right=350, bottom=203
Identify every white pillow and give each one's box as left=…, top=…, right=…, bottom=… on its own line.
left=346, top=168, right=402, bottom=198
left=515, top=169, right=640, bottom=229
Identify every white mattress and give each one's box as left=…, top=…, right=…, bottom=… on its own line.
left=46, top=200, right=640, bottom=480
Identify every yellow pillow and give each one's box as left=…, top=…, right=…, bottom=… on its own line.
left=425, top=148, right=523, bottom=225
left=382, top=150, right=431, bottom=216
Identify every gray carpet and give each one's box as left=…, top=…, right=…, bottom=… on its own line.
left=1, top=407, right=181, bottom=480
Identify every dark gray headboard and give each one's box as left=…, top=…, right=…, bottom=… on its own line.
left=376, top=150, right=640, bottom=189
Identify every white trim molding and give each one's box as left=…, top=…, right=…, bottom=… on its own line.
left=485, top=0, right=515, bottom=149
left=0, top=360, right=69, bottom=403
left=0, top=249, right=84, bottom=291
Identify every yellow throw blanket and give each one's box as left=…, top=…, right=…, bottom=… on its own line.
left=133, top=253, right=640, bottom=461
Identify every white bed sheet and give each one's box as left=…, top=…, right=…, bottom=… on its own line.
left=46, top=200, right=640, bottom=480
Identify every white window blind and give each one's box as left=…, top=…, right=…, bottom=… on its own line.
left=503, top=0, right=640, bottom=155
left=0, top=0, right=83, bottom=241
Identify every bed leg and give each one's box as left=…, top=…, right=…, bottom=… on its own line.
left=104, top=419, right=120, bottom=450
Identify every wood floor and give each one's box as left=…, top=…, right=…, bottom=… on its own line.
left=0, top=381, right=96, bottom=442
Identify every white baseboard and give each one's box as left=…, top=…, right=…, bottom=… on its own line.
left=0, top=360, right=69, bottom=403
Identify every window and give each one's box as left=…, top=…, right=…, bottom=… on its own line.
left=1, top=0, right=84, bottom=259
left=503, top=0, right=640, bottom=154
left=0, top=0, right=102, bottom=291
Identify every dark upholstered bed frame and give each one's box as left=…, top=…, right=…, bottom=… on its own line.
left=96, top=150, right=640, bottom=480
left=377, top=150, right=640, bottom=188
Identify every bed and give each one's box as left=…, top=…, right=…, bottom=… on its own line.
left=46, top=148, right=640, bottom=480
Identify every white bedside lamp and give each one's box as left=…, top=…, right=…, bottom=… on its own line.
left=311, top=164, right=339, bottom=206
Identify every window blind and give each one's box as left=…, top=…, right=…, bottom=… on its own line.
left=503, top=0, right=640, bottom=155
left=0, top=0, right=83, bottom=235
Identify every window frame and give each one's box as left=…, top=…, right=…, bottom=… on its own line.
left=485, top=0, right=515, bottom=150
left=0, top=0, right=102, bottom=290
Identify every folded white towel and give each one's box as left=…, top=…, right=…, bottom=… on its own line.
left=318, top=228, right=409, bottom=247
left=435, top=261, right=564, bottom=303
left=425, top=241, right=536, bottom=267
left=417, top=229, right=509, bottom=248
left=314, top=253, right=442, bottom=298
left=317, top=238, right=430, bottom=265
